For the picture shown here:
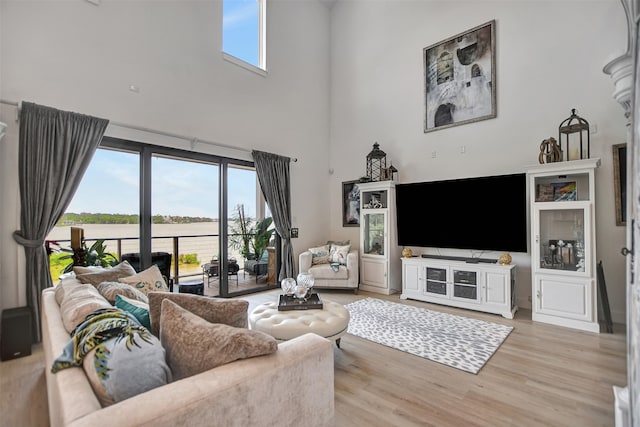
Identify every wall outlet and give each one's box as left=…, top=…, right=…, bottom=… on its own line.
left=290, top=228, right=299, bottom=238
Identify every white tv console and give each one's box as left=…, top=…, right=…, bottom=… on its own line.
left=401, top=256, right=517, bottom=319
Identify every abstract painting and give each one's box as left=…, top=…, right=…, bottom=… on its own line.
left=424, top=20, right=496, bottom=133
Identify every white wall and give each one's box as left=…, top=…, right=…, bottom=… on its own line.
left=328, top=0, right=629, bottom=321
left=0, top=0, right=332, bottom=310
left=0, top=0, right=631, bottom=325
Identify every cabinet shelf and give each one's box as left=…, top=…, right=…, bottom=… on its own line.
left=358, top=181, right=401, bottom=295
left=527, top=159, right=600, bottom=333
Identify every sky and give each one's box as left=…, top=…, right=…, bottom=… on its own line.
left=67, top=149, right=259, bottom=218
left=222, top=0, right=260, bottom=67
left=67, top=1, right=261, bottom=218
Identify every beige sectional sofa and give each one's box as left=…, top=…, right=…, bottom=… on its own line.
left=41, top=285, right=335, bottom=427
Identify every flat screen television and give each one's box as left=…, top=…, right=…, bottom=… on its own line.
left=395, top=173, right=527, bottom=253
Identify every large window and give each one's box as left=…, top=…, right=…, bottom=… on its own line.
left=222, top=0, right=266, bottom=71
left=151, top=155, right=220, bottom=283
left=47, top=138, right=277, bottom=297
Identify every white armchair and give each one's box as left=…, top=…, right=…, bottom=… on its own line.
left=299, top=248, right=359, bottom=293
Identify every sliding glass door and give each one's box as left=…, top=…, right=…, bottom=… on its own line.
left=151, top=155, right=220, bottom=290
left=47, top=136, right=277, bottom=297
left=227, top=164, right=274, bottom=293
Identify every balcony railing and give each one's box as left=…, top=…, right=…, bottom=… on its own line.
left=50, top=232, right=251, bottom=285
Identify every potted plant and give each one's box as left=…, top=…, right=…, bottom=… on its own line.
left=229, top=204, right=253, bottom=259
left=60, top=239, right=119, bottom=273
left=229, top=204, right=275, bottom=261
left=251, top=216, right=274, bottom=261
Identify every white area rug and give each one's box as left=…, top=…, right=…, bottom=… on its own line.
left=345, top=298, right=513, bottom=374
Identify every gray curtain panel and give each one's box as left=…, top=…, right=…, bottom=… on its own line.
left=12, top=102, right=109, bottom=342
left=251, top=150, right=295, bottom=280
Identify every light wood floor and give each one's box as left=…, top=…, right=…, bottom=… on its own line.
left=0, top=289, right=626, bottom=427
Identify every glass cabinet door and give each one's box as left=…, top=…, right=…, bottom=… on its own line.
left=363, top=212, right=385, bottom=255
left=537, top=207, right=587, bottom=273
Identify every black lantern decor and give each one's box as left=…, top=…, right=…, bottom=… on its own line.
left=558, top=108, right=590, bottom=161
left=387, top=163, right=398, bottom=181
left=366, top=142, right=387, bottom=182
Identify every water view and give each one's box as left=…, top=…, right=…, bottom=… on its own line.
left=47, top=222, right=234, bottom=279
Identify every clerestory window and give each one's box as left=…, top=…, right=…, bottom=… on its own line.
left=222, top=0, right=266, bottom=73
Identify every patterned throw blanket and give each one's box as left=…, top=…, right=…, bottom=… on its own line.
left=52, top=308, right=153, bottom=373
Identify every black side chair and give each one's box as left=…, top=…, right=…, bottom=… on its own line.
left=202, top=258, right=240, bottom=287
left=121, top=252, right=173, bottom=292
left=243, top=257, right=269, bottom=283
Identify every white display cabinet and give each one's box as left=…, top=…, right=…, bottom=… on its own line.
left=401, top=257, right=517, bottom=319
left=527, top=158, right=601, bottom=333
left=358, top=181, right=402, bottom=295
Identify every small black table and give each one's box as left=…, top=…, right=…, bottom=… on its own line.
left=178, top=281, right=204, bottom=296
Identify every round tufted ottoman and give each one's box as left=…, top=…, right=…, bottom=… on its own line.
left=249, top=299, right=350, bottom=348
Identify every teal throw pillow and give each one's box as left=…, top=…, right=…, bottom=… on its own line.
left=115, top=294, right=151, bottom=330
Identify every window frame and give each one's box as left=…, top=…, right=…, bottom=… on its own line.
left=221, top=0, right=267, bottom=75
left=99, top=136, right=276, bottom=297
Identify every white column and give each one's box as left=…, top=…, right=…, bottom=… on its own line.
left=602, top=1, right=636, bottom=425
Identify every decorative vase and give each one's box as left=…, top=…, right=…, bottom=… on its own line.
left=293, top=283, right=308, bottom=300
left=402, top=247, right=413, bottom=258
left=281, top=278, right=296, bottom=296
left=296, top=272, right=315, bottom=299
left=498, top=253, right=512, bottom=265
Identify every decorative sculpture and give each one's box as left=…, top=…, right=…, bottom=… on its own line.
left=538, top=137, right=562, bottom=164
left=498, top=253, right=512, bottom=265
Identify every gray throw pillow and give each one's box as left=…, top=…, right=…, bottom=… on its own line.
left=96, top=281, right=149, bottom=305
left=160, top=299, right=277, bottom=380
left=147, top=292, right=249, bottom=336
left=75, top=261, right=137, bottom=287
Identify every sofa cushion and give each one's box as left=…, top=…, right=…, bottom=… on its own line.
left=96, top=281, right=149, bottom=305
left=75, top=310, right=171, bottom=407
left=82, top=335, right=170, bottom=407
left=54, top=276, right=84, bottom=305
left=160, top=299, right=277, bottom=380
left=327, top=239, right=350, bottom=246
left=114, top=294, right=151, bottom=330
left=309, top=263, right=349, bottom=280
left=75, top=261, right=137, bottom=287
left=59, top=284, right=112, bottom=334
left=73, top=265, right=106, bottom=275
left=118, top=265, right=170, bottom=295
left=329, top=244, right=351, bottom=265
left=147, top=292, right=249, bottom=336
left=308, top=244, right=330, bottom=265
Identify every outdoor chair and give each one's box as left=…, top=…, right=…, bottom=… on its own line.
left=243, top=251, right=269, bottom=283
left=202, top=258, right=240, bottom=287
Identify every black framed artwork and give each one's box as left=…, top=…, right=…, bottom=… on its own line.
left=342, top=180, right=360, bottom=227
left=423, top=20, right=496, bottom=133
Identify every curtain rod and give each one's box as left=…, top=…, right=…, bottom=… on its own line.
left=0, top=99, right=297, bottom=162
